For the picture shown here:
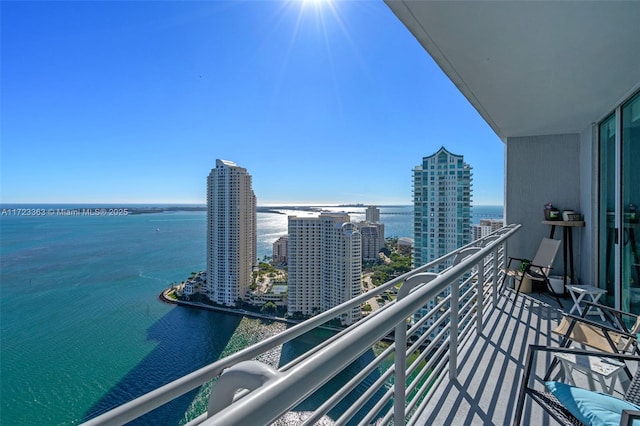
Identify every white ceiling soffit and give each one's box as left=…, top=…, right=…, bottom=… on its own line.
left=385, top=0, right=640, bottom=141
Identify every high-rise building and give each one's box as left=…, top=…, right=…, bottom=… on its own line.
left=413, top=147, right=472, bottom=269
left=413, top=147, right=472, bottom=338
left=288, top=212, right=362, bottom=325
left=206, top=159, right=257, bottom=306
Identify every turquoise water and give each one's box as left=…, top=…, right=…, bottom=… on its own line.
left=2, top=211, right=209, bottom=424
left=0, top=205, right=501, bottom=424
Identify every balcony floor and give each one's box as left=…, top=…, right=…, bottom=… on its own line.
left=416, top=289, right=567, bottom=425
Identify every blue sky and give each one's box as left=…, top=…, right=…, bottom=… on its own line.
left=1, top=0, right=504, bottom=206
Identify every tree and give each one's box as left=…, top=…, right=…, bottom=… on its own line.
left=291, top=311, right=307, bottom=320
left=261, top=301, right=277, bottom=315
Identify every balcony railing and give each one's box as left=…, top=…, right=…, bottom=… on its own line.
left=82, top=224, right=521, bottom=426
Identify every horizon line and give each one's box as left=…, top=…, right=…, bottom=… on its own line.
left=0, top=202, right=505, bottom=207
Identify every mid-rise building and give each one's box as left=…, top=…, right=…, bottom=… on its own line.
left=359, top=224, right=383, bottom=261
left=359, top=206, right=385, bottom=261
left=272, top=236, right=288, bottom=265
left=206, top=159, right=257, bottom=306
left=288, top=212, right=362, bottom=325
left=366, top=206, right=380, bottom=222
left=471, top=219, right=505, bottom=241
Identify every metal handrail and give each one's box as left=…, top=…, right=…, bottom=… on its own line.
left=82, top=224, right=520, bottom=426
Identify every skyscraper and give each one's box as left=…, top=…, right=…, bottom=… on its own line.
left=288, top=212, right=362, bottom=325
left=206, top=159, right=257, bottom=306
left=413, top=147, right=472, bottom=269
left=413, top=147, right=472, bottom=338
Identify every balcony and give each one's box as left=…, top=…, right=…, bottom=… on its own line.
left=82, top=224, right=565, bottom=425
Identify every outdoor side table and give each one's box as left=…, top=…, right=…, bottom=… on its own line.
left=542, top=220, right=585, bottom=289
left=566, top=284, right=607, bottom=321
left=555, top=351, right=625, bottom=394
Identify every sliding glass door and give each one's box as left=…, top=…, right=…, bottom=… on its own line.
left=599, top=114, right=616, bottom=307
left=622, top=93, right=640, bottom=313
left=600, top=91, right=640, bottom=313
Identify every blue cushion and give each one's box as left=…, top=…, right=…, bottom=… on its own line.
left=546, top=381, right=640, bottom=425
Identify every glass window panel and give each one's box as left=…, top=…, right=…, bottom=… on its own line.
left=622, top=92, right=640, bottom=314
left=599, top=113, right=616, bottom=306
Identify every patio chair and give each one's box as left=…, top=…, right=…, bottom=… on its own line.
left=554, top=302, right=640, bottom=353
left=515, top=345, right=640, bottom=426
left=501, top=237, right=563, bottom=307
left=545, top=303, right=640, bottom=382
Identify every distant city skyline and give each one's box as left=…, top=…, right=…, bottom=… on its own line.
left=1, top=1, right=504, bottom=206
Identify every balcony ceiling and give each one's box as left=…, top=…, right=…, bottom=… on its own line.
left=385, top=1, right=640, bottom=141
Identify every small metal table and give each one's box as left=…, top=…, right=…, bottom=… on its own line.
left=566, top=284, right=607, bottom=321
left=555, top=351, right=625, bottom=394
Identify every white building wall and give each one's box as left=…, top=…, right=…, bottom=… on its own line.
left=505, top=134, right=581, bottom=276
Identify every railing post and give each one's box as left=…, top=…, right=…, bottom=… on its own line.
left=395, top=273, right=438, bottom=424
left=448, top=247, right=481, bottom=381
left=492, top=245, right=499, bottom=305
left=449, top=280, right=459, bottom=380
left=394, top=316, right=407, bottom=424
left=479, top=235, right=501, bottom=307
left=476, top=259, right=484, bottom=333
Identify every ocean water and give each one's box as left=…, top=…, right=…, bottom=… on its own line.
left=0, top=204, right=502, bottom=425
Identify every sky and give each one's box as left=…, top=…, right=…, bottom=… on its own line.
left=1, top=0, right=504, bottom=206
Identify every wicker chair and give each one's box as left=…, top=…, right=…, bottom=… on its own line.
left=515, top=346, right=640, bottom=426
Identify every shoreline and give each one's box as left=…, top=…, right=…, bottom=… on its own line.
left=158, top=288, right=395, bottom=343
left=158, top=289, right=300, bottom=326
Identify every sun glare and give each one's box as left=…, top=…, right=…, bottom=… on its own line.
left=298, top=0, right=334, bottom=11
left=302, top=0, right=332, bottom=5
